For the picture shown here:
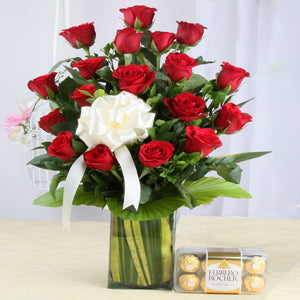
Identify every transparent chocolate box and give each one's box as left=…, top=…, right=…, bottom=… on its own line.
left=174, top=247, right=267, bottom=294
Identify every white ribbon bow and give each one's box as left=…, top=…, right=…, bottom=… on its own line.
left=62, top=91, right=155, bottom=229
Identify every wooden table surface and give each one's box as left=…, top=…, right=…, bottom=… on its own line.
left=1, top=215, right=299, bottom=300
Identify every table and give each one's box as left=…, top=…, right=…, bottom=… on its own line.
left=1, top=216, right=300, bottom=300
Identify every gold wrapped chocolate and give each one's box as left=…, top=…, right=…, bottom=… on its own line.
left=178, top=274, right=200, bottom=291
left=243, top=275, right=265, bottom=292
left=179, top=254, right=201, bottom=273
left=245, top=256, right=266, bottom=274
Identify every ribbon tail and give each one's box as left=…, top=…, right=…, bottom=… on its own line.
left=63, top=155, right=87, bottom=231
left=114, top=145, right=140, bottom=210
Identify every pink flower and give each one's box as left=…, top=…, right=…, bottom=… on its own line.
left=3, top=107, right=31, bottom=137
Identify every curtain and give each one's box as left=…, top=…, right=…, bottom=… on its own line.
left=180, top=0, right=300, bottom=219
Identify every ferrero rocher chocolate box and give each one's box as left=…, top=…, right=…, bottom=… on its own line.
left=174, top=247, right=267, bottom=294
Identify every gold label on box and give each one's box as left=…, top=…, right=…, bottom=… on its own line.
left=205, top=248, right=242, bottom=294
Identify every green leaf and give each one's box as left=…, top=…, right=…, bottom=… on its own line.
left=182, top=74, right=207, bottom=92
left=72, top=139, right=87, bottom=154
left=51, top=120, right=78, bottom=136
left=56, top=77, right=80, bottom=101
left=33, top=186, right=105, bottom=208
left=48, top=58, right=72, bottom=73
left=102, top=42, right=114, bottom=55
left=124, top=53, right=133, bottom=65
left=137, top=51, right=146, bottom=65
left=139, top=48, right=156, bottom=69
left=183, top=177, right=251, bottom=206
left=94, top=89, right=107, bottom=98
left=167, top=86, right=184, bottom=98
left=156, top=119, right=178, bottom=140
left=195, top=56, right=215, bottom=65
left=134, top=17, right=142, bottom=30
left=64, top=66, right=87, bottom=85
left=187, top=164, right=208, bottom=181
left=96, top=66, right=113, bottom=81
left=237, top=98, right=255, bottom=108
left=106, top=192, right=185, bottom=221
left=28, top=154, right=63, bottom=171
left=149, top=83, right=156, bottom=97
left=50, top=173, right=66, bottom=200
left=77, top=89, right=93, bottom=98
left=147, top=127, right=156, bottom=139
left=140, top=184, right=160, bottom=204
left=216, top=151, right=271, bottom=164
left=216, top=165, right=242, bottom=184
left=146, top=96, right=160, bottom=106
left=155, top=71, right=171, bottom=83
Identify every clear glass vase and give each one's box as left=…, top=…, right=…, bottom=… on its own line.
left=108, top=213, right=176, bottom=289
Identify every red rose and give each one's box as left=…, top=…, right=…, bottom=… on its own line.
left=217, top=62, right=250, bottom=92
left=38, top=108, right=67, bottom=133
left=27, top=72, right=58, bottom=99
left=113, top=28, right=144, bottom=54
left=163, top=53, right=198, bottom=82
left=176, top=21, right=207, bottom=46
left=214, top=103, right=252, bottom=134
left=138, top=141, right=174, bottom=168
left=48, top=131, right=76, bottom=162
left=112, top=64, right=155, bottom=94
left=120, top=5, right=157, bottom=29
left=70, top=84, right=97, bottom=107
left=163, top=92, right=206, bottom=121
left=149, top=31, right=175, bottom=53
left=184, top=126, right=222, bottom=157
left=71, top=57, right=105, bottom=79
left=59, top=22, right=96, bottom=49
left=83, top=144, right=115, bottom=172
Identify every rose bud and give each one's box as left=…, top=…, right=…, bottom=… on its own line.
left=184, top=125, right=222, bottom=157
left=176, top=21, right=207, bottom=46
left=163, top=53, right=198, bottom=82
left=70, top=84, right=97, bottom=107
left=217, top=62, right=250, bottom=92
left=71, top=57, right=105, bottom=79
left=83, top=144, right=115, bottom=172
left=112, top=64, right=155, bottom=95
left=149, top=31, right=175, bottom=53
left=163, top=92, right=206, bottom=121
left=113, top=28, right=144, bottom=54
left=59, top=22, right=96, bottom=49
left=27, top=72, right=58, bottom=99
left=214, top=103, right=252, bottom=134
left=48, top=131, right=77, bottom=162
left=38, top=108, right=67, bottom=133
left=138, top=140, right=175, bottom=168
left=120, top=5, right=157, bottom=29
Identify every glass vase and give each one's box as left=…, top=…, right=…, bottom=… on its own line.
left=108, top=213, right=176, bottom=289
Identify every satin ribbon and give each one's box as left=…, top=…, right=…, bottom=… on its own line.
left=62, top=154, right=86, bottom=231
left=62, top=92, right=155, bottom=229
left=114, top=145, right=140, bottom=210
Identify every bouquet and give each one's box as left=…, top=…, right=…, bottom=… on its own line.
left=20, top=5, right=269, bottom=226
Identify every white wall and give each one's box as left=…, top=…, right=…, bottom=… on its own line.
left=1, top=0, right=299, bottom=221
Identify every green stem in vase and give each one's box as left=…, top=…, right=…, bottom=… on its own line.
left=123, top=220, right=149, bottom=286
left=108, top=214, right=175, bottom=289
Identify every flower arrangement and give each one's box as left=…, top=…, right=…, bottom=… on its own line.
left=21, top=5, right=268, bottom=225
